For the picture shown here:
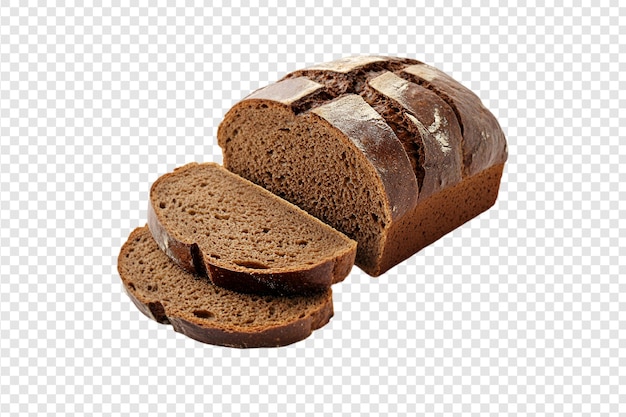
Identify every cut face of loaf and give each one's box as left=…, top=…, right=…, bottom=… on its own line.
left=148, top=162, right=356, bottom=295
left=118, top=227, right=333, bottom=348
left=218, top=56, right=508, bottom=276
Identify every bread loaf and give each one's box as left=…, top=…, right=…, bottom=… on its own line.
left=218, top=56, right=507, bottom=276
left=118, top=226, right=334, bottom=348
left=148, top=162, right=356, bottom=295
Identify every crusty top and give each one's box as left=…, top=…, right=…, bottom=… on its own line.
left=241, top=78, right=419, bottom=222
left=247, top=77, right=324, bottom=105
left=303, top=55, right=389, bottom=73
left=401, top=63, right=508, bottom=176
left=225, top=55, right=507, bottom=214
left=286, top=55, right=507, bottom=179
left=310, top=94, right=418, bottom=220
left=366, top=71, right=463, bottom=198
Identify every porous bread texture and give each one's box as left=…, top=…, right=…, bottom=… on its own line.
left=218, top=55, right=507, bottom=276
left=118, top=226, right=334, bottom=348
left=219, top=95, right=415, bottom=275
left=148, top=162, right=356, bottom=295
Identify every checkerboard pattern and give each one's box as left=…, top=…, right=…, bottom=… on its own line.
left=1, top=2, right=623, bottom=416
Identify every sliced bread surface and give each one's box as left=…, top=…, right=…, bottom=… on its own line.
left=118, top=226, right=334, bottom=348
left=148, top=162, right=357, bottom=295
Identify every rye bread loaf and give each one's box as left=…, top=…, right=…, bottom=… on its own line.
left=119, top=226, right=334, bottom=348
left=148, top=162, right=356, bottom=295
left=217, top=55, right=508, bottom=276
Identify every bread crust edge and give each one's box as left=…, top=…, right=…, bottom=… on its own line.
left=147, top=163, right=357, bottom=295
left=118, top=227, right=335, bottom=348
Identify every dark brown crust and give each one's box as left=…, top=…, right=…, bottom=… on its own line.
left=375, top=163, right=505, bottom=275
left=243, top=76, right=335, bottom=115
left=400, top=63, right=508, bottom=177
left=221, top=79, right=419, bottom=222
left=309, top=95, right=419, bottom=220
left=363, top=72, right=463, bottom=200
left=167, top=298, right=333, bottom=348
left=359, top=84, right=426, bottom=191
left=119, top=227, right=334, bottom=348
left=124, top=286, right=171, bottom=324
left=283, top=57, right=430, bottom=189
left=218, top=56, right=507, bottom=276
left=300, top=55, right=417, bottom=73
left=284, top=57, right=506, bottom=180
left=147, top=163, right=357, bottom=296
left=126, top=286, right=334, bottom=348
left=280, top=56, right=465, bottom=200
left=284, top=55, right=421, bottom=98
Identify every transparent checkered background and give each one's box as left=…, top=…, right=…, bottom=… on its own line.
left=0, top=1, right=623, bottom=416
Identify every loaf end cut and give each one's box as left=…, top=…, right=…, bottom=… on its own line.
left=218, top=55, right=507, bottom=276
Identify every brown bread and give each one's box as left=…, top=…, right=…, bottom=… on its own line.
left=217, top=55, right=507, bottom=276
left=148, top=162, right=356, bottom=295
left=118, top=226, right=334, bottom=348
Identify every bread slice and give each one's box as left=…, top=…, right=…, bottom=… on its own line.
left=118, top=226, right=334, bottom=348
left=147, top=162, right=357, bottom=295
left=217, top=55, right=507, bottom=276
